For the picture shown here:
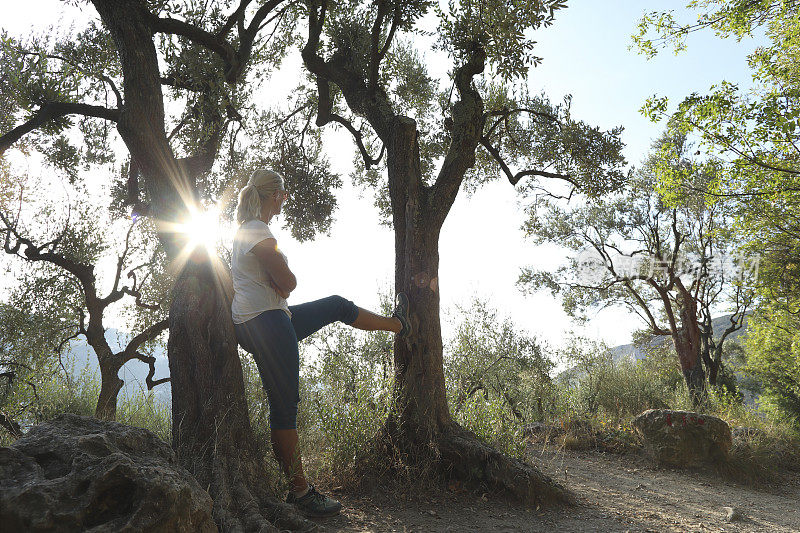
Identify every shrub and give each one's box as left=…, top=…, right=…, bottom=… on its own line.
left=744, top=309, right=800, bottom=427
left=293, top=322, right=394, bottom=487
left=556, top=336, right=684, bottom=420
left=31, top=360, right=100, bottom=422
left=444, top=298, right=556, bottom=457
left=116, top=387, right=171, bottom=443
left=453, top=391, right=527, bottom=458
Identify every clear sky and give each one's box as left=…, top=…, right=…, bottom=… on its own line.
left=1, top=1, right=763, bottom=351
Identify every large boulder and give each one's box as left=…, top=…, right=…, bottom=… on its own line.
left=0, top=413, right=216, bottom=532
left=632, top=409, right=732, bottom=467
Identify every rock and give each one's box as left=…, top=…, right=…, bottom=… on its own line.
left=631, top=409, right=732, bottom=467
left=723, top=506, right=742, bottom=522
left=0, top=413, right=216, bottom=532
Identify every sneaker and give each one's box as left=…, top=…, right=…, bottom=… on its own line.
left=286, top=485, right=342, bottom=518
left=392, top=292, right=411, bottom=337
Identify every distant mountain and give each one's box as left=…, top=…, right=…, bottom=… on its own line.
left=610, top=313, right=750, bottom=362
left=66, top=328, right=171, bottom=406
left=68, top=314, right=750, bottom=410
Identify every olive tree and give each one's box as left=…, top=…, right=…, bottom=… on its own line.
left=293, top=0, right=625, bottom=502
left=1, top=0, right=626, bottom=526
left=1, top=2, right=335, bottom=528
left=632, top=1, right=799, bottom=417
left=0, top=196, right=169, bottom=421
left=520, top=134, right=752, bottom=402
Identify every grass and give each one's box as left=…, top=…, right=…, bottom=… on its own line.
left=117, top=388, right=171, bottom=444
left=4, top=318, right=798, bottom=494
left=289, top=329, right=800, bottom=490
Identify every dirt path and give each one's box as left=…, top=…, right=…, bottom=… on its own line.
left=315, top=446, right=800, bottom=532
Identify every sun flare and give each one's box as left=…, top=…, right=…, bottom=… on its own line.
left=176, top=205, right=224, bottom=251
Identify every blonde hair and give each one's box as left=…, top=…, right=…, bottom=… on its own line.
left=235, top=169, right=285, bottom=224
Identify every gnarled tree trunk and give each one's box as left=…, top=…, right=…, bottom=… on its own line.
left=700, top=332, right=721, bottom=387
left=95, top=358, right=124, bottom=421
left=386, top=118, right=450, bottom=440
left=90, top=1, right=317, bottom=529
left=674, top=294, right=706, bottom=405
left=168, top=253, right=311, bottom=531
left=385, top=117, right=569, bottom=506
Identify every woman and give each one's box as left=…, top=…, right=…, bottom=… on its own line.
left=231, top=169, right=410, bottom=518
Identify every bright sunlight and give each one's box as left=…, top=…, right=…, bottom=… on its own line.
left=174, top=205, right=225, bottom=251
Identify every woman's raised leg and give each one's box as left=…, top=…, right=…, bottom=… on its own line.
left=290, top=293, right=409, bottom=341
left=350, top=307, right=402, bottom=332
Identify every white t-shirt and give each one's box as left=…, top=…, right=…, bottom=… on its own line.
left=231, top=219, right=291, bottom=323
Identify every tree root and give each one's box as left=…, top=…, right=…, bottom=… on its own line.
left=380, top=419, right=572, bottom=507
left=193, top=443, right=318, bottom=533
left=437, top=426, right=573, bottom=506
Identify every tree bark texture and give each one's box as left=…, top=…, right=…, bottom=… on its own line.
left=90, top=1, right=314, bottom=529
left=82, top=304, right=122, bottom=420
left=95, top=358, right=124, bottom=421
left=673, top=295, right=706, bottom=404
left=386, top=117, right=451, bottom=438
left=169, top=255, right=312, bottom=531
left=384, top=118, right=570, bottom=506
left=700, top=333, right=721, bottom=387
left=91, top=0, right=194, bottom=257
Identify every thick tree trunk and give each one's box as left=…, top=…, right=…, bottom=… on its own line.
left=698, top=319, right=721, bottom=387
left=384, top=118, right=569, bottom=506
left=90, top=2, right=316, bottom=528
left=95, top=361, right=123, bottom=421
left=682, top=359, right=706, bottom=404
left=703, top=343, right=721, bottom=387
left=674, top=298, right=706, bottom=405
left=385, top=117, right=451, bottom=440
left=168, top=252, right=312, bottom=531
left=389, top=214, right=450, bottom=438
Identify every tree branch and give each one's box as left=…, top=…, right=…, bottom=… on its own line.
left=0, top=210, right=97, bottom=298
left=121, top=319, right=169, bottom=363
left=237, top=0, right=287, bottom=78
left=118, top=319, right=170, bottom=390
left=0, top=410, right=23, bottom=439
left=429, top=44, right=487, bottom=226
left=121, top=268, right=161, bottom=311
left=148, top=14, right=238, bottom=78
left=377, top=3, right=401, bottom=62
left=301, top=0, right=394, bottom=142
left=56, top=327, right=84, bottom=357
left=369, top=0, right=389, bottom=89
left=109, top=220, right=137, bottom=299
left=676, top=113, right=800, bottom=178
left=484, top=107, right=559, bottom=136
left=216, top=0, right=253, bottom=37
left=124, top=351, right=171, bottom=390
left=479, top=136, right=580, bottom=188
left=273, top=102, right=311, bottom=130
left=0, top=102, right=120, bottom=156
left=314, top=78, right=384, bottom=168
left=623, top=280, right=671, bottom=335
left=17, top=49, right=123, bottom=107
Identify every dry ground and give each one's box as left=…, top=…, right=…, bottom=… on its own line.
left=311, top=445, right=800, bottom=532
